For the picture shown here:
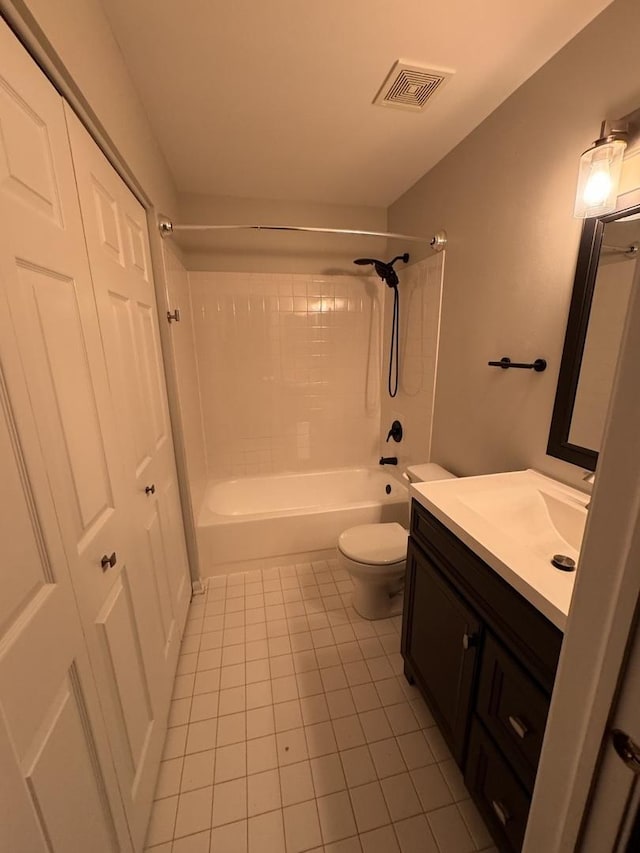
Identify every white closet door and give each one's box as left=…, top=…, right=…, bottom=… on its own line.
left=0, top=21, right=175, bottom=851
left=65, top=109, right=191, bottom=675
left=0, top=19, right=131, bottom=853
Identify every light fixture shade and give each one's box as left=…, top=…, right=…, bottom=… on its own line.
left=574, top=136, right=627, bottom=218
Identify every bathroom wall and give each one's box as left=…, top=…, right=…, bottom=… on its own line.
left=177, top=193, right=388, bottom=274
left=12, top=0, right=177, bottom=213
left=163, top=242, right=208, bottom=513
left=189, top=271, right=382, bottom=481
left=379, top=254, right=444, bottom=471
left=387, top=0, right=640, bottom=487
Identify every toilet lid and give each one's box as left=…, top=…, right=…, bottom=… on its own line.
left=339, top=523, right=408, bottom=565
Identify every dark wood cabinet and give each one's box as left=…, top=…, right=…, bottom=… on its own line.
left=402, top=499, right=563, bottom=852
left=466, top=720, right=531, bottom=852
left=402, top=539, right=481, bottom=763
left=476, top=633, right=551, bottom=793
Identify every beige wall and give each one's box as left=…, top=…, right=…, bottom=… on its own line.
left=379, top=254, right=444, bottom=471
left=388, top=0, right=640, bottom=488
left=177, top=193, right=388, bottom=274
left=9, top=0, right=178, bottom=214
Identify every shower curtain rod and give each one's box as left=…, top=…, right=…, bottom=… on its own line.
left=157, top=216, right=447, bottom=251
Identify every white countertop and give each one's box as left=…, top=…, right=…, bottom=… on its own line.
left=410, top=469, right=590, bottom=631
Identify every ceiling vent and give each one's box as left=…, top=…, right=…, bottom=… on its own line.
left=373, top=60, right=453, bottom=112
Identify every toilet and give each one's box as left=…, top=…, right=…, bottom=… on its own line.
left=338, top=463, right=456, bottom=620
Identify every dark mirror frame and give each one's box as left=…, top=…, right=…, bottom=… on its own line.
left=547, top=188, right=640, bottom=470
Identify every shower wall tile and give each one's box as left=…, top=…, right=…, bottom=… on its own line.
left=189, top=272, right=382, bottom=479
left=380, top=254, right=444, bottom=471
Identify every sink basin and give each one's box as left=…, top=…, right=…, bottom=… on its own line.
left=410, top=469, right=589, bottom=630
left=458, top=480, right=586, bottom=561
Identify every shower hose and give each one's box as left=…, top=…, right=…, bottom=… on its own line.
left=389, top=284, right=399, bottom=397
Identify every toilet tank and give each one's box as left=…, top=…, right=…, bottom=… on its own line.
left=405, top=463, right=457, bottom=484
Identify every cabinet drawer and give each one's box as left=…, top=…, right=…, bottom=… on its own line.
left=465, top=719, right=530, bottom=853
left=476, top=633, right=550, bottom=792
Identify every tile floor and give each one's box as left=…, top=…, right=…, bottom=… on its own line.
left=145, top=556, right=498, bottom=853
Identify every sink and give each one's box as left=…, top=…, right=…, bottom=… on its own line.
left=409, top=469, right=590, bottom=630
left=458, top=479, right=586, bottom=561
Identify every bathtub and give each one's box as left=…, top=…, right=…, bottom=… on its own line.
left=197, top=466, right=408, bottom=572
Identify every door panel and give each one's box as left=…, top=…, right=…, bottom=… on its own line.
left=92, top=176, right=126, bottom=265
left=144, top=506, right=174, bottom=659
left=0, top=71, right=62, bottom=225
left=580, top=612, right=640, bottom=851
left=14, top=262, right=115, bottom=533
left=65, top=106, right=190, bottom=677
left=125, top=213, right=150, bottom=280
left=109, top=289, right=153, bottom=474
left=23, top=668, right=119, bottom=853
left=135, top=301, right=168, bottom=450
left=97, top=574, right=155, bottom=776
left=159, top=477, right=190, bottom=613
left=0, top=19, right=131, bottom=852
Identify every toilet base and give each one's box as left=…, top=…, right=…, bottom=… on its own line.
left=352, top=577, right=404, bottom=620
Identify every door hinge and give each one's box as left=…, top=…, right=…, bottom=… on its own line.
left=167, top=309, right=181, bottom=323
left=612, top=729, right=640, bottom=774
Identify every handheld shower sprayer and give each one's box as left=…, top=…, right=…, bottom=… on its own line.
left=353, top=253, right=410, bottom=399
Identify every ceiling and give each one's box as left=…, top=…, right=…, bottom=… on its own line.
left=101, top=0, right=612, bottom=208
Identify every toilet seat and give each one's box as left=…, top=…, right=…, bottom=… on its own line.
left=338, top=522, right=408, bottom=566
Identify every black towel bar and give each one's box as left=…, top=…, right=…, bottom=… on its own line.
left=488, top=357, right=547, bottom=372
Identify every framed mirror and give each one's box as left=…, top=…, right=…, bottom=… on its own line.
left=548, top=188, right=640, bottom=470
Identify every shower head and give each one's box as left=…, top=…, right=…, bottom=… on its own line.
left=353, top=253, right=409, bottom=287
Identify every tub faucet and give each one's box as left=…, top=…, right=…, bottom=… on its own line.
left=379, top=456, right=398, bottom=465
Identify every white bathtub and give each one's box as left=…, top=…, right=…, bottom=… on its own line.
left=197, top=467, right=409, bottom=572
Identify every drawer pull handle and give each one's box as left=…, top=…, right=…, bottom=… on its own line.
left=462, top=632, right=478, bottom=650
left=491, top=799, right=511, bottom=826
left=508, top=715, right=529, bottom=739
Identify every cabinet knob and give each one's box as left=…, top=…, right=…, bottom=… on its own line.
left=100, top=552, right=117, bottom=571
left=145, top=484, right=156, bottom=495
left=508, top=715, right=529, bottom=739
left=491, top=799, right=511, bottom=826
left=462, top=632, right=478, bottom=650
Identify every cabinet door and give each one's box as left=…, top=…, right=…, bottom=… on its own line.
left=0, top=19, right=132, bottom=852
left=402, top=538, right=481, bottom=763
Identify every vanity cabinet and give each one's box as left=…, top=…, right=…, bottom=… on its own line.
left=402, top=500, right=563, bottom=852
left=402, top=539, right=481, bottom=763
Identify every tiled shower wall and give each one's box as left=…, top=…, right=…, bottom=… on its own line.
left=189, top=273, right=383, bottom=480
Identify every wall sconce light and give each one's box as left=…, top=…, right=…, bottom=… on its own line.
left=574, top=121, right=628, bottom=219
